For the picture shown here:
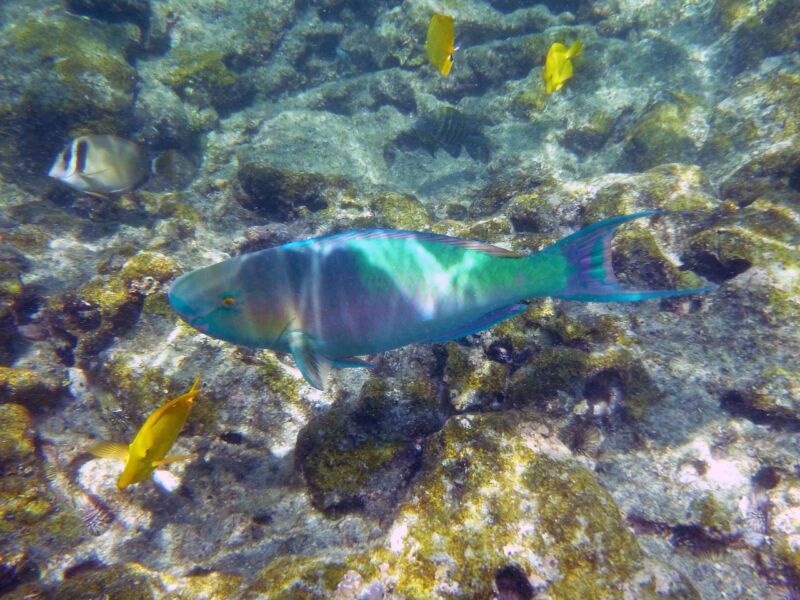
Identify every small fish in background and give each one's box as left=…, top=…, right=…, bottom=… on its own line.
left=392, top=106, right=490, bottom=162
left=543, top=40, right=583, bottom=95
left=87, top=375, right=200, bottom=490
left=168, top=212, right=714, bottom=390
left=425, top=13, right=456, bottom=76
left=48, top=134, right=193, bottom=195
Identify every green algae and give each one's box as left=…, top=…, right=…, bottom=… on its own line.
left=387, top=413, right=642, bottom=598
left=455, top=217, right=513, bottom=241
left=161, top=47, right=240, bottom=110
left=689, top=495, right=733, bottom=535
left=238, top=163, right=346, bottom=220
left=445, top=342, right=507, bottom=410
left=747, top=367, right=800, bottom=419
left=508, top=346, right=660, bottom=420
left=97, top=353, right=218, bottom=433
left=371, top=192, right=430, bottom=230
left=563, top=110, right=616, bottom=155
left=46, top=563, right=157, bottom=600
left=246, top=554, right=356, bottom=599
left=0, top=403, right=33, bottom=464
left=506, top=191, right=551, bottom=232
left=256, top=351, right=301, bottom=403
left=297, top=375, right=441, bottom=515
left=508, top=347, right=591, bottom=410
left=685, top=200, right=800, bottom=281
left=9, top=15, right=138, bottom=99
left=624, top=96, right=701, bottom=170
left=163, top=48, right=236, bottom=89
left=0, top=367, right=68, bottom=409
left=62, top=251, right=179, bottom=359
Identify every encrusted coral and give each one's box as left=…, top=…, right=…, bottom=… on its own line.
left=370, top=192, right=431, bottom=230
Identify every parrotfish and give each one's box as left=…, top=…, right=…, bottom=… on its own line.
left=87, top=375, right=200, bottom=489
left=544, top=40, right=583, bottom=95
left=169, top=212, right=713, bottom=390
left=425, top=13, right=456, bottom=77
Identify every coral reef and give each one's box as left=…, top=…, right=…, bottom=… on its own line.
left=0, top=0, right=797, bottom=597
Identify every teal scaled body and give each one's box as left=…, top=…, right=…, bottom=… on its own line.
left=168, top=211, right=713, bottom=389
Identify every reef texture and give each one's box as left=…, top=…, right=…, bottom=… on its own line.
left=0, top=0, right=799, bottom=598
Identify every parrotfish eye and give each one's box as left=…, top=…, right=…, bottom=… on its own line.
left=221, top=296, right=237, bottom=308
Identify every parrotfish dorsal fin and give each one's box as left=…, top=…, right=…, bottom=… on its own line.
left=299, top=230, right=522, bottom=258
left=87, top=441, right=129, bottom=462
left=287, top=331, right=329, bottom=390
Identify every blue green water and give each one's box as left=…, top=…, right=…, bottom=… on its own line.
left=0, top=0, right=799, bottom=598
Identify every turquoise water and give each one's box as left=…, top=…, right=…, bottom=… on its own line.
left=0, top=0, right=799, bottom=598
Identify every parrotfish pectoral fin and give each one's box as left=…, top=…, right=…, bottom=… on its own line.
left=547, top=211, right=717, bottom=302
left=423, top=303, right=529, bottom=343
left=330, top=357, right=375, bottom=369
left=287, top=331, right=329, bottom=390
left=87, top=441, right=130, bottom=462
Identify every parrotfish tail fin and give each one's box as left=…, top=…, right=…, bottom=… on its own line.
left=546, top=211, right=716, bottom=302
left=568, top=39, right=583, bottom=58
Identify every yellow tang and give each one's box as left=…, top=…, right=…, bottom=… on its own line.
left=425, top=13, right=455, bottom=77
left=544, top=40, right=583, bottom=94
left=88, top=375, right=201, bottom=489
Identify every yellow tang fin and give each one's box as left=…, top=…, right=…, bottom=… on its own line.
left=567, top=39, right=583, bottom=58
left=425, top=13, right=455, bottom=77
left=87, top=441, right=129, bottom=462
left=156, top=454, right=194, bottom=466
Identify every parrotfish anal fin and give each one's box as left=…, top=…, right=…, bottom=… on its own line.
left=330, top=357, right=375, bottom=369
left=304, top=230, right=522, bottom=258
left=423, top=303, right=528, bottom=343
left=156, top=454, right=193, bottom=466
left=287, top=331, right=329, bottom=390
left=87, top=441, right=129, bottom=462
left=547, top=210, right=717, bottom=302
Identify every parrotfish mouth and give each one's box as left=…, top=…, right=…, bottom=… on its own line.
left=190, top=319, right=209, bottom=333
left=167, top=279, right=207, bottom=331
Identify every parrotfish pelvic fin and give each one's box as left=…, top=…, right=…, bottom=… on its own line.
left=546, top=210, right=716, bottom=302
left=330, top=357, right=375, bottom=369
left=287, top=331, right=329, bottom=390
left=422, top=303, right=529, bottom=343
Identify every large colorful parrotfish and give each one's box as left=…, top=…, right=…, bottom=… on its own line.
left=169, top=212, right=713, bottom=390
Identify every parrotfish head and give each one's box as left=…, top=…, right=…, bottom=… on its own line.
left=168, top=255, right=287, bottom=349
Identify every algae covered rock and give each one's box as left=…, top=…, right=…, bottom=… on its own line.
left=683, top=199, right=800, bottom=283
left=508, top=347, right=661, bottom=421
left=370, top=192, right=430, bottom=230
left=384, top=412, right=642, bottom=598
left=0, top=403, right=33, bottom=465
left=65, top=0, right=151, bottom=29
left=623, top=95, right=705, bottom=171
left=0, top=13, right=140, bottom=187
left=296, top=376, right=444, bottom=517
left=237, top=163, right=350, bottom=221
left=0, top=367, right=68, bottom=410
left=46, top=251, right=178, bottom=363
left=160, top=47, right=254, bottom=113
